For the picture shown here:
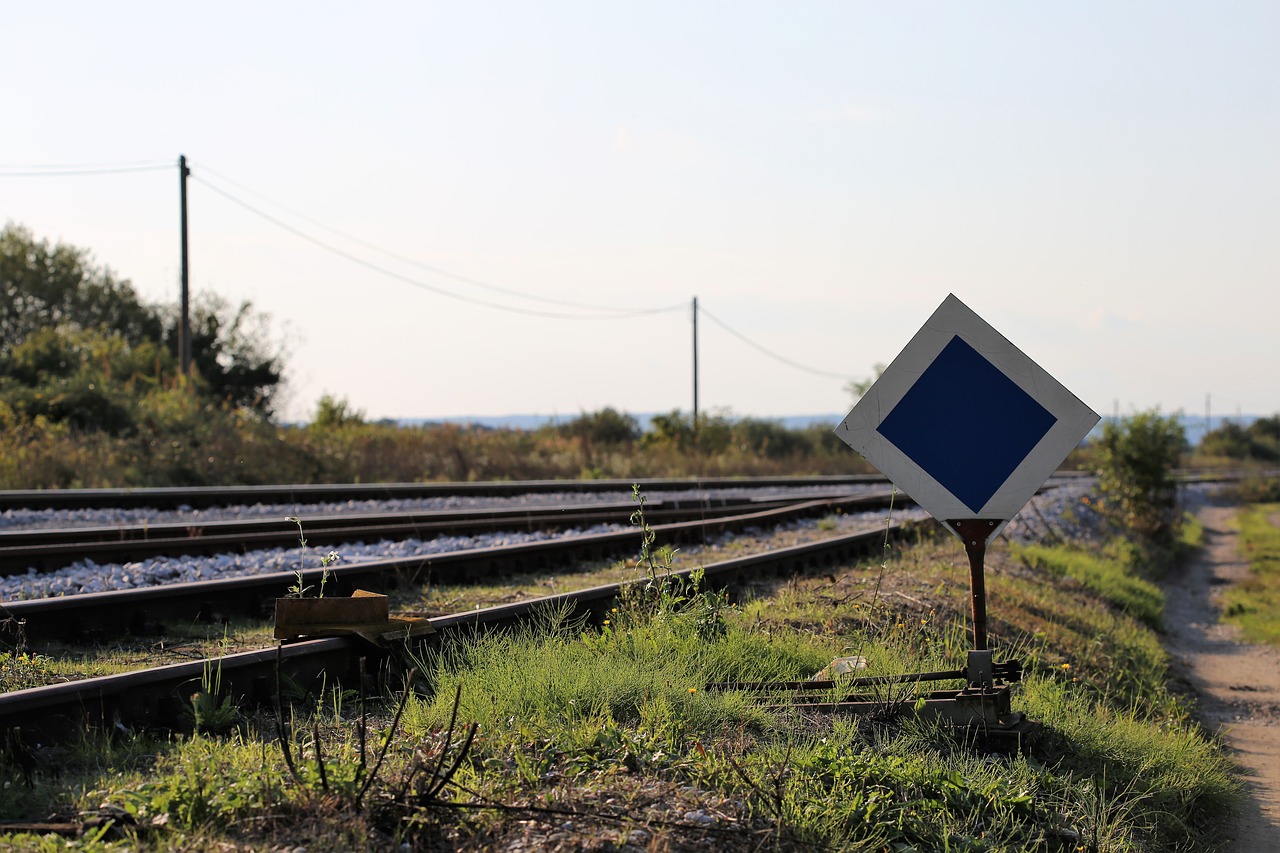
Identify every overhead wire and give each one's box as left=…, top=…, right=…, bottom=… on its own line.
left=0, top=160, right=173, bottom=177
left=698, top=304, right=851, bottom=380
left=191, top=174, right=684, bottom=320
left=2, top=155, right=850, bottom=384
left=193, top=163, right=672, bottom=315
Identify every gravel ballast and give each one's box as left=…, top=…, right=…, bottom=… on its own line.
left=0, top=479, right=1215, bottom=601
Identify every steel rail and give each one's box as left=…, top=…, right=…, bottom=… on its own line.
left=0, top=475, right=888, bottom=512
left=0, top=519, right=905, bottom=742
left=2, top=493, right=905, bottom=643
left=0, top=491, right=880, bottom=575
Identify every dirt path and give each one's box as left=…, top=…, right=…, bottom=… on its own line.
left=1163, top=506, right=1280, bottom=850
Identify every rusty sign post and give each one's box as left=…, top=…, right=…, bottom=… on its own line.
left=950, top=518, right=1000, bottom=652
left=831, top=293, right=1100, bottom=734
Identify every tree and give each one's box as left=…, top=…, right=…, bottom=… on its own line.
left=311, top=394, right=365, bottom=428
left=1199, top=416, right=1280, bottom=463
left=0, top=224, right=162, bottom=356
left=1197, top=421, right=1252, bottom=460
left=844, top=363, right=886, bottom=404
left=1252, top=415, right=1280, bottom=445
left=0, top=325, right=161, bottom=434
left=174, top=294, right=286, bottom=415
left=1, top=223, right=285, bottom=417
left=640, top=409, right=732, bottom=454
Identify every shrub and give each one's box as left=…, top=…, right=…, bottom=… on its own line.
left=1198, top=415, right=1280, bottom=463
left=1093, top=410, right=1185, bottom=555
left=554, top=407, right=640, bottom=445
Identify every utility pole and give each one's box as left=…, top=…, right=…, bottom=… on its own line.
left=178, top=154, right=192, bottom=376
left=692, top=296, right=699, bottom=432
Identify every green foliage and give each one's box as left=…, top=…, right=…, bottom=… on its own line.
left=639, top=408, right=702, bottom=452
left=0, top=240, right=314, bottom=488
left=1014, top=542, right=1165, bottom=629
left=398, top=527, right=1235, bottom=852
left=1198, top=415, right=1280, bottom=462
left=1225, top=474, right=1280, bottom=504
left=0, top=512, right=1241, bottom=851
left=843, top=361, right=886, bottom=404
left=638, top=408, right=850, bottom=466
left=186, top=636, right=242, bottom=736
left=0, top=223, right=284, bottom=420
left=0, top=385, right=878, bottom=488
left=311, top=393, right=365, bottom=428
left=1093, top=410, right=1186, bottom=553
left=708, top=731, right=1054, bottom=851
left=284, top=516, right=340, bottom=597
left=1019, top=676, right=1238, bottom=849
left=179, top=293, right=286, bottom=414
left=1222, top=504, right=1280, bottom=644
left=990, top=538, right=1180, bottom=714
left=187, top=689, right=240, bottom=737
left=271, top=672, right=423, bottom=816
left=0, top=650, right=56, bottom=693
left=407, top=606, right=808, bottom=760
left=619, top=485, right=736, bottom=640
left=105, top=735, right=287, bottom=830
left=729, top=416, right=807, bottom=459
left=554, top=406, right=640, bottom=445
left=0, top=223, right=163, bottom=357
left=0, top=325, right=169, bottom=434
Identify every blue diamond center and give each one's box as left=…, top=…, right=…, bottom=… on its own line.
left=876, top=336, right=1057, bottom=513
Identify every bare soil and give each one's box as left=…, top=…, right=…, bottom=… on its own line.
left=1162, top=506, right=1280, bottom=850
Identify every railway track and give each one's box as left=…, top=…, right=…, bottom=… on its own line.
left=1, top=473, right=1106, bottom=745
left=0, top=491, right=876, bottom=575
left=0, top=475, right=888, bottom=512
left=1, top=492, right=900, bottom=642
left=0, top=496, right=910, bottom=743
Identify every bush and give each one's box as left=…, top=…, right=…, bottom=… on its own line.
left=1093, top=411, right=1186, bottom=556
left=555, top=407, right=640, bottom=445
left=1, top=224, right=284, bottom=417
left=1198, top=415, right=1280, bottom=463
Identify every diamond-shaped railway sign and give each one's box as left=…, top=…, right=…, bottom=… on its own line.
left=836, top=294, right=1099, bottom=547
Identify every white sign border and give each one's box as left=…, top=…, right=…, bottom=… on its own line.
left=836, top=294, right=1100, bottom=544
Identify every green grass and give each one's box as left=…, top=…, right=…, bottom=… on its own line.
left=1, top=620, right=277, bottom=693
left=0, top=527, right=1242, bottom=851
left=1012, top=542, right=1165, bottom=629
left=393, top=535, right=1237, bottom=851
left=1222, top=503, right=1280, bottom=644
left=692, top=722, right=1060, bottom=851
left=405, top=602, right=823, bottom=751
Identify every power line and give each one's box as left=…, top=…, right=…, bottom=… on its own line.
left=192, top=174, right=684, bottom=320
left=193, top=163, right=664, bottom=315
left=698, top=304, right=851, bottom=380
left=2, top=155, right=853, bottom=386
left=0, top=160, right=172, bottom=177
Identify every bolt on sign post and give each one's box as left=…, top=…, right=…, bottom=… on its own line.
left=835, top=294, right=1099, bottom=654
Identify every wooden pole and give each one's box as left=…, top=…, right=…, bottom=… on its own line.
left=178, top=155, right=192, bottom=376
left=692, top=295, right=699, bottom=432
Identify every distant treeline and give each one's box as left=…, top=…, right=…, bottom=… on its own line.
left=0, top=223, right=877, bottom=488
left=5, top=223, right=1268, bottom=490
left=1, top=395, right=882, bottom=489
left=1196, top=415, right=1280, bottom=463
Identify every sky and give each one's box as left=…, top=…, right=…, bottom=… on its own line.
left=3, top=2, right=1277, bottom=424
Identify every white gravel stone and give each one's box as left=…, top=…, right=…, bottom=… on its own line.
left=0, top=481, right=1219, bottom=602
